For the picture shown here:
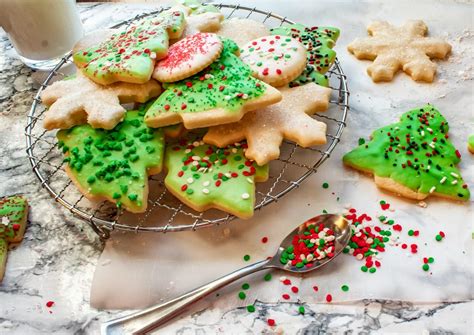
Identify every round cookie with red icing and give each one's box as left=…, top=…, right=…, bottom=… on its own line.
left=153, top=33, right=223, bottom=83
left=240, top=35, right=307, bottom=87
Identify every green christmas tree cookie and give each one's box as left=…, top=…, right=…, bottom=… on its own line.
left=73, top=9, right=185, bottom=85
left=165, top=134, right=269, bottom=219
left=145, top=38, right=281, bottom=129
left=57, top=110, right=165, bottom=213
left=271, top=24, right=340, bottom=87
left=343, top=104, right=470, bottom=201
left=0, top=195, right=28, bottom=282
left=177, top=0, right=221, bottom=15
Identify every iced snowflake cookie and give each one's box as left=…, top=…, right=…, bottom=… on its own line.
left=73, top=9, right=185, bottom=85
left=240, top=35, right=307, bottom=87
left=145, top=38, right=281, bottom=129
left=343, top=105, right=470, bottom=201
left=165, top=135, right=269, bottom=219
left=153, top=33, right=223, bottom=82
left=42, top=72, right=161, bottom=130
left=0, top=195, right=28, bottom=282
left=271, top=24, right=340, bottom=87
left=468, top=135, right=474, bottom=154
left=347, top=20, right=451, bottom=82
left=216, top=18, right=270, bottom=47
left=205, top=83, right=331, bottom=165
left=57, top=111, right=165, bottom=213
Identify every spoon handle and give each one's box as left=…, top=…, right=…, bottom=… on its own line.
left=101, top=259, right=271, bottom=335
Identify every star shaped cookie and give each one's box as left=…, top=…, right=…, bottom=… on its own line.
left=347, top=20, right=451, bottom=82
left=204, top=83, right=331, bottom=165
left=41, top=72, right=161, bottom=130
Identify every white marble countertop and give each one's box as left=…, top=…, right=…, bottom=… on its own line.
left=0, top=0, right=472, bottom=334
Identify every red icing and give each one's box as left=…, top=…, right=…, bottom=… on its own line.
left=157, top=33, right=221, bottom=71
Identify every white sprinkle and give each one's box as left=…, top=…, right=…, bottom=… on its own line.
left=420, top=130, right=425, bottom=137
left=203, top=156, right=209, bottom=161
left=450, top=172, right=459, bottom=178
left=366, top=238, right=374, bottom=244
left=300, top=254, right=306, bottom=260
left=418, top=201, right=427, bottom=208
left=203, top=181, right=210, bottom=187
left=325, top=235, right=335, bottom=242
left=192, top=155, right=201, bottom=161
left=306, top=254, right=314, bottom=262
left=246, top=178, right=253, bottom=184
left=192, top=141, right=200, bottom=147
left=427, top=165, right=431, bottom=170
left=225, top=172, right=232, bottom=178
left=355, top=254, right=363, bottom=260
left=440, top=176, right=447, bottom=184
left=280, top=276, right=287, bottom=282
left=348, top=248, right=354, bottom=255
left=204, top=73, right=213, bottom=79
left=429, top=142, right=436, bottom=149
left=1, top=217, right=9, bottom=226
left=234, top=142, right=241, bottom=147
left=231, top=148, right=237, bottom=153
left=187, top=177, right=194, bottom=184
left=242, top=94, right=249, bottom=100
left=224, top=95, right=231, bottom=100
left=429, top=186, right=436, bottom=193
left=427, top=127, right=433, bottom=132
left=184, top=149, right=191, bottom=154
left=241, top=193, right=250, bottom=199
left=192, top=161, right=199, bottom=166
left=451, top=180, right=458, bottom=185
left=150, top=52, right=157, bottom=59
left=202, top=188, right=209, bottom=194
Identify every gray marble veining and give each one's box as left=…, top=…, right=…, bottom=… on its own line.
left=0, top=1, right=472, bottom=334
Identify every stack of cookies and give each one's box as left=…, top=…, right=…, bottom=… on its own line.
left=41, top=0, right=340, bottom=219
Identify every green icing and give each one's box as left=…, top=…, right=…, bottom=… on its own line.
left=57, top=111, right=165, bottom=212
left=165, top=134, right=269, bottom=218
left=343, top=105, right=470, bottom=200
left=73, top=9, right=185, bottom=84
left=145, top=38, right=267, bottom=125
left=468, top=134, right=474, bottom=151
left=137, top=101, right=184, bottom=138
left=0, top=196, right=28, bottom=242
left=271, top=24, right=340, bottom=88
left=177, top=0, right=221, bottom=15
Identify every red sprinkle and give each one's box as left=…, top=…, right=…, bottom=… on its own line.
left=313, top=286, right=319, bottom=292
left=282, top=279, right=291, bottom=286
left=46, top=301, right=55, bottom=308
left=282, top=294, right=290, bottom=300
left=267, top=319, right=276, bottom=326
left=291, top=286, right=299, bottom=293
left=261, top=237, right=268, bottom=243
left=325, top=294, right=332, bottom=303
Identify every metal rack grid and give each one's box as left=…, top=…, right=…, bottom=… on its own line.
left=25, top=4, right=349, bottom=239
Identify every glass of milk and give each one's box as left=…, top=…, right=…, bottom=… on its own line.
left=0, top=0, right=84, bottom=70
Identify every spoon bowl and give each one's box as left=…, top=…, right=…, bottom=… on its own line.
left=102, top=214, right=351, bottom=335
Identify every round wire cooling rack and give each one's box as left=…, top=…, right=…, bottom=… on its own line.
left=25, top=3, right=349, bottom=239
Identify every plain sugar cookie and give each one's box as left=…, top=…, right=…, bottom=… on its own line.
left=240, top=35, right=307, bottom=87
left=153, top=33, right=223, bottom=83
left=216, top=18, right=270, bottom=47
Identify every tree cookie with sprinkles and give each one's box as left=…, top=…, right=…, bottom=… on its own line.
left=153, top=33, right=223, bottom=82
left=165, top=134, right=269, bottom=219
left=57, top=110, right=165, bottom=213
left=343, top=104, right=470, bottom=201
left=145, top=38, right=281, bottom=129
left=271, top=24, right=340, bottom=87
left=41, top=72, right=161, bottom=130
left=204, top=83, right=331, bottom=166
left=240, top=35, right=307, bottom=87
left=347, top=20, right=451, bottom=82
left=0, top=195, right=28, bottom=282
left=73, top=8, right=186, bottom=85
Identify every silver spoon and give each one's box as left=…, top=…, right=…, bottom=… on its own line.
left=101, top=214, right=351, bottom=335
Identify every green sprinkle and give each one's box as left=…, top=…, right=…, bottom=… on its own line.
left=298, top=306, right=305, bottom=315
left=435, top=234, right=443, bottom=241
left=428, top=257, right=434, bottom=263
left=186, top=188, right=194, bottom=195
left=120, top=185, right=128, bottom=194
left=369, top=267, right=376, bottom=273
left=242, top=283, right=250, bottom=290
left=238, top=291, right=246, bottom=300
left=361, top=266, right=368, bottom=272
left=322, top=182, right=329, bottom=189
left=243, top=254, right=250, bottom=261
left=358, top=138, right=366, bottom=145
left=87, top=176, right=96, bottom=184
left=295, top=262, right=304, bottom=268
left=341, top=285, right=349, bottom=292
left=264, top=273, right=272, bottom=281
left=246, top=305, right=255, bottom=313
left=422, top=264, right=430, bottom=271
left=128, top=194, right=138, bottom=201
left=408, top=229, right=414, bottom=236
left=112, top=192, right=121, bottom=199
